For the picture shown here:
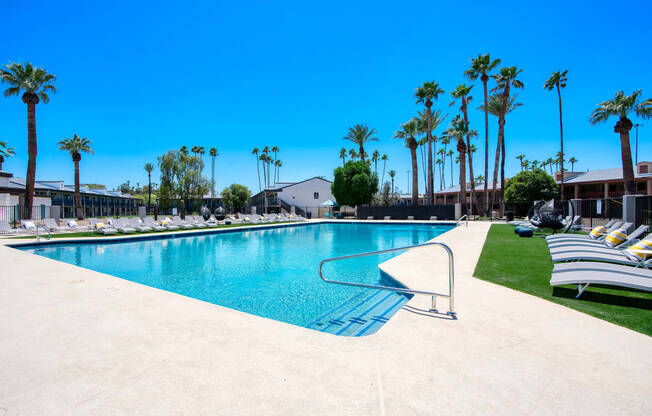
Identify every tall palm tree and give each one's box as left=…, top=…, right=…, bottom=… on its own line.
left=190, top=145, right=198, bottom=155
left=417, top=137, right=428, bottom=187
left=478, top=90, right=524, bottom=214
left=179, top=145, right=188, bottom=155
left=532, top=160, right=540, bottom=169
left=0, top=140, right=15, bottom=170
left=388, top=170, right=396, bottom=194
left=447, top=150, right=455, bottom=187
left=259, top=153, right=268, bottom=188
left=348, top=148, right=358, bottom=160
left=417, top=109, right=447, bottom=196
left=144, top=163, right=154, bottom=210
left=544, top=70, right=569, bottom=198
left=569, top=156, right=577, bottom=171
left=276, top=160, right=282, bottom=182
left=381, top=154, right=388, bottom=185
left=435, top=158, right=443, bottom=191
left=252, top=148, right=261, bottom=192
left=522, top=160, right=529, bottom=171
left=590, top=90, right=651, bottom=194
left=516, top=154, right=526, bottom=171
left=545, top=157, right=554, bottom=175
left=415, top=81, right=445, bottom=204
left=271, top=146, right=280, bottom=181
left=339, top=147, right=347, bottom=166
left=451, top=84, right=477, bottom=214
left=1, top=62, right=56, bottom=217
left=465, top=54, right=501, bottom=214
left=445, top=115, right=478, bottom=210
left=393, top=119, right=420, bottom=205
left=343, top=124, right=378, bottom=162
left=439, top=137, right=450, bottom=190
left=209, top=148, right=218, bottom=198
left=58, top=134, right=92, bottom=220
left=371, top=150, right=380, bottom=177
left=490, top=67, right=524, bottom=215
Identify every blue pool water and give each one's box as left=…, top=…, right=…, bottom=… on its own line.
left=19, top=223, right=453, bottom=336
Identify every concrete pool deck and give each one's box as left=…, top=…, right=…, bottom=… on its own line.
left=0, top=221, right=650, bottom=415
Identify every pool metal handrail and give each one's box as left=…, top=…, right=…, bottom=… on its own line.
left=318, top=242, right=456, bottom=318
left=35, top=223, right=51, bottom=242
left=457, top=215, right=468, bottom=227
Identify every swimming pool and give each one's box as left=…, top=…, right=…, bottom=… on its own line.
left=19, top=222, right=453, bottom=336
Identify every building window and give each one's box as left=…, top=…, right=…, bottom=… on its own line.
left=314, top=192, right=319, bottom=199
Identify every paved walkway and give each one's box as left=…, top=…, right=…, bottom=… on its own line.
left=0, top=222, right=650, bottom=415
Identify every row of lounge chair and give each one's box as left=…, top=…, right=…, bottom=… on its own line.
left=226, top=213, right=306, bottom=224
left=542, top=219, right=652, bottom=297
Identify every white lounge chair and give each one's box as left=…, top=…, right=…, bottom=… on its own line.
left=160, top=217, right=181, bottom=230
left=42, top=218, right=68, bottom=232
left=109, top=218, right=137, bottom=234
left=384, top=216, right=392, bottom=220
left=550, top=242, right=651, bottom=268
left=548, top=226, right=649, bottom=251
left=191, top=215, right=212, bottom=227
left=0, top=220, right=19, bottom=234
left=550, top=261, right=652, bottom=297
left=550, top=233, right=652, bottom=259
left=142, top=217, right=167, bottom=231
left=128, top=217, right=153, bottom=232
left=546, top=221, right=625, bottom=244
left=172, top=216, right=195, bottom=229
left=64, top=219, right=91, bottom=231
left=88, top=218, right=118, bottom=235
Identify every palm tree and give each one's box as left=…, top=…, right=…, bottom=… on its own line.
left=516, top=154, right=526, bottom=171
left=522, top=160, right=529, bottom=171
left=545, top=157, right=554, bottom=175
left=465, top=54, right=501, bottom=214
left=259, top=153, right=268, bottom=188
left=415, top=81, right=445, bottom=204
left=1, top=62, right=56, bottom=217
left=393, top=119, right=419, bottom=205
left=381, top=154, right=388, bottom=185
left=437, top=147, right=447, bottom=190
left=417, top=137, right=428, bottom=188
left=252, top=148, right=261, bottom=192
left=417, top=109, right=447, bottom=196
left=144, top=163, right=154, bottom=210
left=339, top=147, right=347, bottom=166
left=451, top=84, right=477, bottom=214
left=488, top=67, right=524, bottom=215
left=532, top=160, right=540, bottom=169
left=445, top=115, right=478, bottom=211
left=590, top=90, right=651, bottom=194
left=191, top=145, right=198, bottom=155
left=569, top=156, right=578, bottom=171
left=179, top=145, right=188, bottom=155
left=447, top=150, right=455, bottom=187
left=389, top=170, right=396, bottom=194
left=209, top=148, right=218, bottom=198
left=276, top=160, right=282, bottom=182
left=544, top=70, right=569, bottom=198
left=343, top=124, right=378, bottom=162
left=372, top=150, right=380, bottom=177
left=348, top=148, right=358, bottom=160
left=478, top=91, right=524, bottom=214
left=435, top=158, right=443, bottom=191
left=0, top=140, right=15, bottom=170
left=475, top=175, right=485, bottom=183
left=271, top=146, right=280, bottom=181
left=58, top=134, right=92, bottom=220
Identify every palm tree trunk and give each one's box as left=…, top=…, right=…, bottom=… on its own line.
left=410, top=142, right=419, bottom=205
left=74, top=160, right=83, bottom=220
left=426, top=106, right=434, bottom=204
left=211, top=156, right=216, bottom=198
left=500, top=129, right=506, bottom=216
left=147, top=173, right=152, bottom=209
left=490, top=119, right=504, bottom=216
left=557, top=83, right=565, bottom=200
left=359, top=145, right=365, bottom=162
left=261, top=160, right=267, bottom=188
left=255, top=157, right=261, bottom=192
left=616, top=118, right=636, bottom=195
left=382, top=160, right=386, bottom=185
left=482, top=76, right=490, bottom=216
left=462, top=101, right=476, bottom=216
left=24, top=100, right=38, bottom=219
left=458, top=140, right=467, bottom=214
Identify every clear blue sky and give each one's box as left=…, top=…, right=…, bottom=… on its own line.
left=1, top=0, right=651, bottom=194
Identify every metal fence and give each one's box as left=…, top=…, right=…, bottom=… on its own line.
left=356, top=204, right=456, bottom=220
left=577, top=198, right=623, bottom=228
left=635, top=195, right=652, bottom=228
left=0, top=205, right=52, bottom=227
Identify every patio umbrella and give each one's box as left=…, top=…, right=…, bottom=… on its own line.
left=321, top=199, right=336, bottom=218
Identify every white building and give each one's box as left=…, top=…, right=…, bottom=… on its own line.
left=250, top=177, right=334, bottom=218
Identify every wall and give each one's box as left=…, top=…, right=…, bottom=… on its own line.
left=278, top=178, right=334, bottom=218
left=357, top=204, right=456, bottom=220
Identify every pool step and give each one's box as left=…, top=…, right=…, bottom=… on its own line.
left=307, top=290, right=409, bottom=337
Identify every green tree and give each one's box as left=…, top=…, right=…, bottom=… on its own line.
left=544, top=70, right=568, bottom=199
left=0, top=140, right=15, bottom=170
left=58, top=134, right=93, bottom=219
left=415, top=81, right=445, bottom=204
left=590, top=90, right=651, bottom=194
left=343, top=124, right=378, bottom=162
left=221, top=184, right=252, bottom=213
left=465, top=54, right=501, bottom=214
left=1, top=62, right=56, bottom=217
left=158, top=150, right=209, bottom=217
left=339, top=147, right=347, bottom=166
left=331, top=160, right=379, bottom=207
left=144, top=162, right=154, bottom=210
left=393, top=119, right=420, bottom=205
left=504, top=169, right=559, bottom=213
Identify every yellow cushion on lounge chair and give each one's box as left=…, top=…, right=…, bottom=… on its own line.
left=95, top=222, right=105, bottom=230
left=624, top=240, right=652, bottom=262
left=244, top=217, right=250, bottom=222
left=604, top=229, right=627, bottom=248
left=161, top=220, right=168, bottom=225
left=589, top=226, right=607, bottom=239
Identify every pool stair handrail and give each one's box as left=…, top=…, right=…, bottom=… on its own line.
left=35, top=222, right=51, bottom=242
left=456, top=215, right=468, bottom=227
left=318, top=241, right=456, bottom=318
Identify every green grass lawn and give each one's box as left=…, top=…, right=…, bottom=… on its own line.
left=474, top=224, right=652, bottom=336
left=9, top=221, right=297, bottom=239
